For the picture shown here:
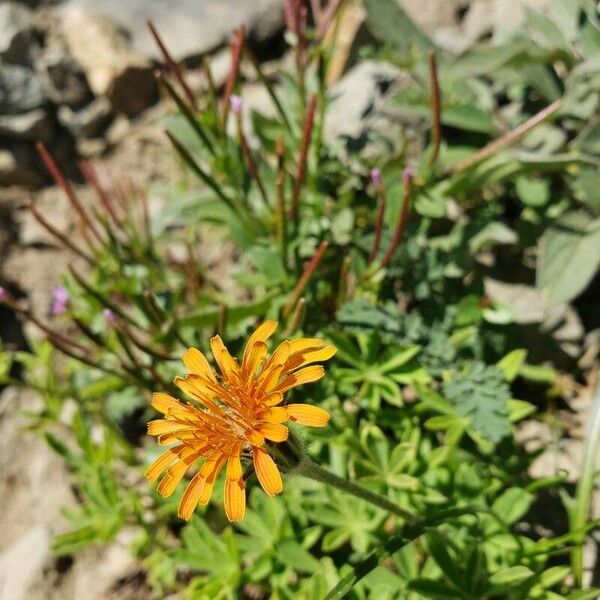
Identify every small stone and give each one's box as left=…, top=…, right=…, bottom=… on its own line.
left=0, top=64, right=46, bottom=115
left=0, top=109, right=53, bottom=142
left=59, top=7, right=157, bottom=117
left=0, top=3, right=37, bottom=66
left=36, top=51, right=93, bottom=108
left=57, top=97, right=114, bottom=139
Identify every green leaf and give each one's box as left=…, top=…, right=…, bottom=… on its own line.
left=363, top=0, right=433, bottom=55
left=492, top=487, right=534, bottom=525
left=537, top=211, right=600, bottom=303
left=497, top=349, right=527, bottom=382
left=408, top=579, right=462, bottom=598
left=507, top=399, right=536, bottom=422
left=488, top=565, right=534, bottom=589
left=443, top=363, right=511, bottom=445
left=516, top=176, right=550, bottom=207
left=276, top=540, right=321, bottom=574
left=469, top=222, right=517, bottom=254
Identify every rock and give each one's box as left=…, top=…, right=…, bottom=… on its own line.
left=59, top=7, right=157, bottom=117
left=484, top=278, right=585, bottom=364
left=324, top=60, right=423, bottom=162
left=58, top=97, right=114, bottom=138
left=0, top=3, right=37, bottom=65
left=59, top=0, right=284, bottom=62
left=0, top=143, right=45, bottom=188
left=36, top=51, right=93, bottom=108
left=398, top=0, right=551, bottom=54
left=0, top=109, right=52, bottom=142
left=0, top=64, right=46, bottom=115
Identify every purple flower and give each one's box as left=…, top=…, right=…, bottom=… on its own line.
left=370, top=168, right=382, bottom=188
left=402, top=167, right=414, bottom=185
left=0, top=286, right=7, bottom=302
left=102, top=308, right=117, bottom=325
left=229, top=94, right=243, bottom=114
left=50, top=286, right=69, bottom=316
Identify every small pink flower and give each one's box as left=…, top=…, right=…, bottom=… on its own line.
left=103, top=308, right=117, bottom=325
left=0, top=286, right=7, bottom=302
left=402, top=167, right=414, bottom=185
left=229, top=94, right=243, bottom=114
left=370, top=168, right=382, bottom=188
left=50, top=286, right=69, bottom=316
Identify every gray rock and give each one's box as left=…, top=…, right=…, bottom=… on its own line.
left=0, top=3, right=37, bottom=65
left=59, top=8, right=157, bottom=116
left=484, top=278, right=585, bottom=362
left=59, top=0, right=284, bottom=62
left=324, top=60, right=423, bottom=162
left=58, top=96, right=114, bottom=138
left=0, top=64, right=46, bottom=114
left=36, top=51, right=92, bottom=108
left=0, top=109, right=52, bottom=142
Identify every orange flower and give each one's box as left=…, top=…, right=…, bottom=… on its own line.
left=145, top=321, right=336, bottom=522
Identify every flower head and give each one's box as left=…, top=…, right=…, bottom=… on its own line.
left=50, top=286, right=69, bottom=316
left=146, top=321, right=336, bottom=522
left=102, top=308, right=117, bottom=325
left=370, top=168, right=382, bottom=188
left=229, top=94, right=243, bottom=114
left=0, top=286, right=7, bottom=302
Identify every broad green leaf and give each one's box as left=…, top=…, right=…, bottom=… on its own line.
left=488, top=565, right=534, bottom=589
left=497, top=349, right=527, bottom=382
left=276, top=540, right=321, bottom=574
left=492, top=487, right=534, bottom=525
left=363, top=0, right=433, bottom=55
left=537, top=210, right=600, bottom=303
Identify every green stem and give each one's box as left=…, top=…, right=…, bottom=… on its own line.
left=297, top=458, right=415, bottom=520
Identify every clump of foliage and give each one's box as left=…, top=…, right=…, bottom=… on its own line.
left=1, top=0, right=600, bottom=598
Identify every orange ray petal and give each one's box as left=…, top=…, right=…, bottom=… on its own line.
left=286, top=404, right=331, bottom=427
left=258, top=406, right=288, bottom=424
left=285, top=344, right=337, bottom=371
left=224, top=477, right=246, bottom=521
left=174, top=376, right=224, bottom=415
left=287, top=338, right=325, bottom=354
left=147, top=420, right=195, bottom=436
left=151, top=392, right=184, bottom=415
left=178, top=470, right=206, bottom=520
left=182, top=347, right=217, bottom=382
left=257, top=422, right=289, bottom=442
left=157, top=460, right=190, bottom=497
left=210, top=335, right=240, bottom=380
left=257, top=364, right=284, bottom=394
left=226, top=453, right=243, bottom=480
left=199, top=456, right=226, bottom=505
left=252, top=447, right=283, bottom=496
left=265, top=340, right=291, bottom=369
left=243, top=321, right=277, bottom=365
left=274, top=365, right=325, bottom=393
left=242, top=340, right=268, bottom=379
left=262, top=392, right=284, bottom=406
left=145, top=446, right=183, bottom=482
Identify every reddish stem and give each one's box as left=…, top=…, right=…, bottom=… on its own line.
left=289, top=95, right=317, bottom=221
left=368, top=188, right=387, bottom=264
left=35, top=141, right=104, bottom=246
left=147, top=20, right=196, bottom=109
left=379, top=169, right=413, bottom=270
left=221, top=26, right=245, bottom=127
left=284, top=240, right=328, bottom=317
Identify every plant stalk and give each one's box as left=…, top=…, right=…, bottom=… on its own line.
left=297, top=458, right=415, bottom=521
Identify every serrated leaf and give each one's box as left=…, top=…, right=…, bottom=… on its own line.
left=537, top=210, right=600, bottom=303
left=443, top=363, right=511, bottom=444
